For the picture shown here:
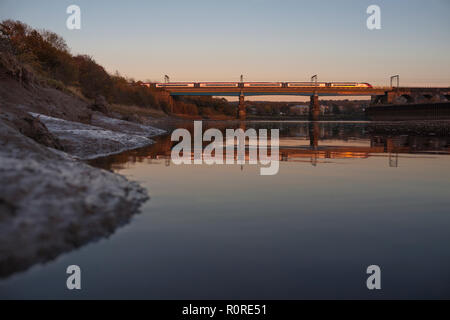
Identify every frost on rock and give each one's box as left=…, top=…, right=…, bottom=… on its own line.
left=91, top=114, right=166, bottom=138
left=29, top=113, right=165, bottom=160
left=0, top=120, right=149, bottom=278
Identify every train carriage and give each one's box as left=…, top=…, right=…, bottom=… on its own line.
left=244, top=82, right=283, bottom=87
left=155, top=83, right=195, bottom=88
left=287, top=82, right=372, bottom=88
left=287, top=82, right=326, bottom=88
left=330, top=82, right=373, bottom=88
left=199, top=82, right=239, bottom=88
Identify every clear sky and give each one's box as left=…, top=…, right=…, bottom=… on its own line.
left=1, top=0, right=449, bottom=89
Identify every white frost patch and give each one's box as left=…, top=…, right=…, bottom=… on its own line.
left=29, top=113, right=164, bottom=160
left=91, top=114, right=166, bottom=137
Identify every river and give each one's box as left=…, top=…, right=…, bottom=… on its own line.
left=1, top=121, right=450, bottom=299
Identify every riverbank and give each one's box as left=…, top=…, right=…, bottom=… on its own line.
left=0, top=119, right=152, bottom=278
left=366, top=102, right=450, bottom=121
left=0, top=57, right=167, bottom=277
left=0, top=110, right=165, bottom=278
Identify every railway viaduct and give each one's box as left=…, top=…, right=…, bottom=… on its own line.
left=151, top=83, right=450, bottom=120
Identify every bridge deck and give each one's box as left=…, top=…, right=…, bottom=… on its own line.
left=164, top=87, right=394, bottom=97
left=159, top=86, right=450, bottom=97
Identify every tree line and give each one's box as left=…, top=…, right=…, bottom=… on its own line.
left=0, top=20, right=232, bottom=117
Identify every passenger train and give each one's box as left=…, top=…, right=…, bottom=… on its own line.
left=153, top=82, right=373, bottom=88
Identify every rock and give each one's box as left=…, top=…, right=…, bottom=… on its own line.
left=88, top=95, right=110, bottom=115
left=0, top=198, right=16, bottom=221
left=78, top=108, right=93, bottom=123
left=122, top=113, right=142, bottom=124
left=29, top=112, right=158, bottom=160
left=0, top=109, right=63, bottom=150
left=0, top=119, right=149, bottom=278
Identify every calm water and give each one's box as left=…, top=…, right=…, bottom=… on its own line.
left=1, top=121, right=450, bottom=299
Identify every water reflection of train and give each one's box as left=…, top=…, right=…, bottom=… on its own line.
left=89, top=122, right=450, bottom=172
left=153, top=82, right=373, bottom=89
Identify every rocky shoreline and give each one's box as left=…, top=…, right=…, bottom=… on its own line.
left=0, top=109, right=166, bottom=278
left=0, top=55, right=167, bottom=278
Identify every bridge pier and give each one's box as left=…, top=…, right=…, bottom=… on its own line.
left=238, top=92, right=246, bottom=120
left=309, top=95, right=320, bottom=121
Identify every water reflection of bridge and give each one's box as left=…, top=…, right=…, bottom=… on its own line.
left=89, top=122, right=450, bottom=170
